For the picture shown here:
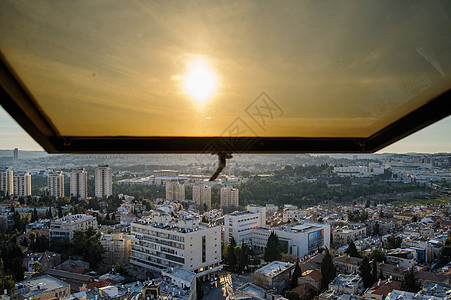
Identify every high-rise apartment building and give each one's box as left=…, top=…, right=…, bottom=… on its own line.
left=48, top=171, right=64, bottom=198
left=0, top=167, right=13, bottom=196
left=70, top=168, right=88, bottom=199
left=130, top=214, right=222, bottom=281
left=165, top=181, right=185, bottom=201
left=13, top=171, right=31, bottom=197
left=220, top=186, right=239, bottom=209
left=13, top=148, right=18, bottom=162
left=192, top=185, right=211, bottom=211
left=95, top=165, right=112, bottom=198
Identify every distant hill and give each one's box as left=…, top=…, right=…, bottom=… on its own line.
left=0, top=150, right=48, bottom=160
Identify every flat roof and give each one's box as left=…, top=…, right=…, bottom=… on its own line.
left=255, top=261, right=294, bottom=278
left=16, top=275, right=69, bottom=297
left=162, top=267, right=195, bottom=283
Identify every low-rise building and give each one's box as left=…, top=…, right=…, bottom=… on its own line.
left=23, top=251, right=62, bottom=272
left=334, top=255, right=363, bottom=275
left=161, top=267, right=196, bottom=300
left=332, top=226, right=366, bottom=247
left=328, top=274, right=364, bottom=295
left=363, top=279, right=401, bottom=300
left=386, top=249, right=416, bottom=269
left=14, top=275, right=71, bottom=300
left=254, top=261, right=294, bottom=293
left=49, top=214, right=98, bottom=240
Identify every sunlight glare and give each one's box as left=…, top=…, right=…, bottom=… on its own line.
left=183, top=59, right=217, bottom=104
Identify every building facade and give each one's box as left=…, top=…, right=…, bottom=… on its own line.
left=224, top=211, right=263, bottom=245
left=220, top=186, right=239, bottom=209
left=70, top=168, right=88, bottom=199
left=13, top=171, right=31, bottom=197
left=130, top=214, right=222, bottom=281
left=49, top=214, right=98, bottom=240
left=100, top=232, right=132, bottom=266
left=165, top=182, right=185, bottom=201
left=251, top=222, right=331, bottom=259
left=95, top=165, right=113, bottom=198
left=192, top=185, right=211, bottom=211
left=48, top=171, right=64, bottom=198
left=0, top=167, right=13, bottom=196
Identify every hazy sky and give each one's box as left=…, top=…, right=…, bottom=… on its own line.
left=0, top=106, right=449, bottom=153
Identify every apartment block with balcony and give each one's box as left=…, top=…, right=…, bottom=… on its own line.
left=13, top=171, right=31, bottom=197
left=48, top=171, right=64, bottom=198
left=0, top=167, right=13, bottom=196
left=49, top=214, right=98, bottom=240
left=95, top=165, right=112, bottom=198
left=100, top=232, right=131, bottom=266
left=130, top=214, right=222, bottom=281
left=70, top=168, right=88, bottom=199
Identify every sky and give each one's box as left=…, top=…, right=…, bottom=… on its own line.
left=0, top=106, right=449, bottom=153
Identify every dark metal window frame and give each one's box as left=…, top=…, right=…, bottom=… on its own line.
left=1, top=56, right=450, bottom=154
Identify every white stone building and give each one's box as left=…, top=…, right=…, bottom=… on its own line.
left=251, top=222, right=331, bottom=259
left=48, top=171, right=64, bottom=198
left=130, top=214, right=222, bottom=280
left=95, top=165, right=112, bottom=198
left=192, top=184, right=211, bottom=210
left=0, top=167, right=13, bottom=196
left=13, top=171, right=31, bottom=197
left=224, top=211, right=263, bottom=245
left=100, top=232, right=131, bottom=266
left=220, top=186, right=239, bottom=209
left=70, top=168, right=88, bottom=199
left=49, top=214, right=98, bottom=240
left=165, top=181, right=185, bottom=201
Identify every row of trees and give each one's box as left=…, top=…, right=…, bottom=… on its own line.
left=223, top=238, right=251, bottom=273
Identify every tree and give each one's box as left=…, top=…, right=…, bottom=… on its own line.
left=385, top=235, right=402, bottom=250
left=264, top=231, right=282, bottom=262
left=0, top=259, right=15, bottom=295
left=369, top=248, right=386, bottom=262
left=320, top=248, right=336, bottom=290
left=345, top=240, right=360, bottom=258
left=359, top=256, right=374, bottom=288
left=11, top=257, right=24, bottom=281
left=196, top=278, right=203, bottom=299
left=71, top=227, right=105, bottom=270
left=373, top=222, right=380, bottom=236
left=400, top=268, right=421, bottom=293
left=291, top=260, right=302, bottom=288
left=31, top=208, right=38, bottom=222
left=237, top=242, right=249, bottom=273
left=225, top=244, right=237, bottom=271
left=372, top=260, right=378, bottom=284
left=31, top=261, right=41, bottom=273
left=46, top=207, right=53, bottom=219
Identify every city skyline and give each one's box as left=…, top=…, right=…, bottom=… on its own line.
left=0, top=106, right=450, bottom=154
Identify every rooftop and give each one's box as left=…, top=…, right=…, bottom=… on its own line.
left=255, top=261, right=294, bottom=278
left=330, top=274, right=361, bottom=288
left=162, top=267, right=196, bottom=283
left=15, top=275, right=69, bottom=298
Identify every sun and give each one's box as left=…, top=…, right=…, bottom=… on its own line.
left=183, top=59, right=218, bottom=104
